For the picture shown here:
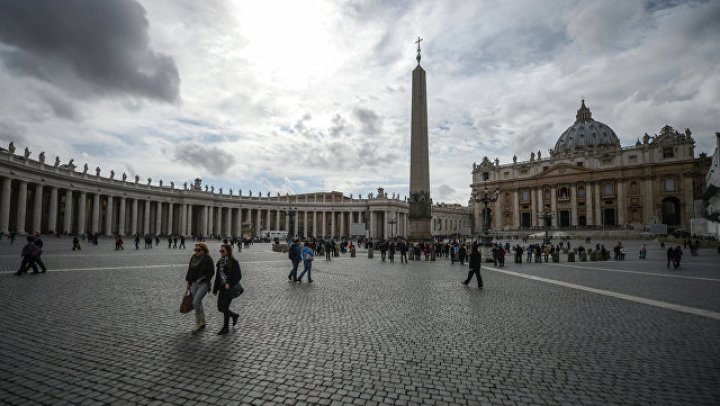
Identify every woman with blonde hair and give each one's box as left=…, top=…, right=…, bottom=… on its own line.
left=185, top=242, right=214, bottom=333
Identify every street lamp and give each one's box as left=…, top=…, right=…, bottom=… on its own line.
left=538, top=206, right=555, bottom=244
left=472, top=172, right=500, bottom=247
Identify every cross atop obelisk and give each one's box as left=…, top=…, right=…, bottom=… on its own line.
left=408, top=37, right=432, bottom=240
left=415, top=37, right=423, bottom=64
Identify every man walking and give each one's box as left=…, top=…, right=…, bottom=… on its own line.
left=297, top=242, right=315, bottom=283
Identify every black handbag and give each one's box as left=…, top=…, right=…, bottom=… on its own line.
left=230, top=282, right=244, bottom=298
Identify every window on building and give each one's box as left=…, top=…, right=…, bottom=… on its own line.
left=630, top=181, right=639, bottom=195
left=520, top=169, right=528, bottom=175
left=603, top=181, right=613, bottom=197
left=665, top=178, right=675, bottom=192
left=558, top=187, right=569, bottom=199
left=629, top=155, right=637, bottom=163
left=543, top=166, right=548, bottom=172
left=577, top=186, right=586, bottom=198
left=522, top=190, right=530, bottom=202
left=663, top=147, right=674, bottom=158
left=576, top=162, right=584, bottom=167
left=544, top=189, right=550, bottom=200
left=504, top=171, right=510, bottom=178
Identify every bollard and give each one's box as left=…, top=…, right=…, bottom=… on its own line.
left=351, top=248, right=356, bottom=258
left=431, top=251, right=436, bottom=261
left=368, top=248, right=374, bottom=259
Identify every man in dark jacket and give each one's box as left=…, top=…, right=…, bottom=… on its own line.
left=29, top=232, right=47, bottom=272
left=288, top=238, right=302, bottom=281
left=16, top=236, right=39, bottom=275
left=462, top=244, right=483, bottom=289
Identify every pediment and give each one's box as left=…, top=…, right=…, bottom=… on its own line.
left=534, top=163, right=591, bottom=179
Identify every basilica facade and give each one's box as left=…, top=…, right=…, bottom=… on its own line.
left=0, top=147, right=468, bottom=239
left=471, top=100, right=711, bottom=233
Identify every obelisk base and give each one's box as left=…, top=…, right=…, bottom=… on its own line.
left=408, top=217, right=432, bottom=241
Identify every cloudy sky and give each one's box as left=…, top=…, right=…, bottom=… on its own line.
left=0, top=0, right=718, bottom=204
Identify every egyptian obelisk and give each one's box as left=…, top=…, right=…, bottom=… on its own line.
left=408, top=37, right=432, bottom=240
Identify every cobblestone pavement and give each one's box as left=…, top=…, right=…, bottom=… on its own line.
left=1, top=237, right=719, bottom=405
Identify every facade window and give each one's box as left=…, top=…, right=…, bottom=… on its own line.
left=576, top=162, right=584, bottom=167
left=630, top=181, right=639, bottom=195
left=603, top=181, right=613, bottom=197
left=520, top=169, right=528, bottom=175
left=522, top=190, right=530, bottom=202
left=544, top=189, right=550, bottom=200
left=577, top=186, right=586, bottom=199
left=663, top=147, right=674, bottom=158
left=665, top=178, right=675, bottom=192
left=629, top=155, right=637, bottom=163
left=504, top=171, right=510, bottom=179
left=558, top=187, right=569, bottom=199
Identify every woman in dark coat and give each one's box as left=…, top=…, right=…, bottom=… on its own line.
left=185, top=242, right=214, bottom=334
left=213, top=244, right=242, bottom=335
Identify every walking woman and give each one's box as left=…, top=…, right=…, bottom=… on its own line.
left=185, top=242, right=214, bottom=334
left=213, top=244, right=242, bottom=335
left=462, top=243, right=483, bottom=289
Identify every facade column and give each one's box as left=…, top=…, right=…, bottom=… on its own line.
left=512, top=190, right=520, bottom=228
left=537, top=188, right=545, bottom=227
left=570, top=184, right=578, bottom=226
left=208, top=206, right=215, bottom=236
left=594, top=182, right=602, bottom=226
left=0, top=177, right=11, bottom=234
left=682, top=176, right=694, bottom=226
left=167, top=203, right=174, bottom=235
left=202, top=206, right=209, bottom=236
left=118, top=198, right=126, bottom=236
left=383, top=211, right=388, bottom=239
left=586, top=183, right=593, bottom=226
left=276, top=209, right=281, bottom=230
left=48, top=187, right=58, bottom=234
left=493, top=193, right=502, bottom=230
left=77, top=191, right=87, bottom=235
left=294, top=210, right=299, bottom=237
left=143, top=200, right=151, bottom=235
left=32, top=184, right=43, bottom=233
left=285, top=210, right=290, bottom=232
left=617, top=180, right=625, bottom=225
left=312, top=211, right=317, bottom=237
left=91, top=193, right=100, bottom=234
left=530, top=189, right=537, bottom=227
left=131, top=199, right=139, bottom=236
left=550, top=186, right=560, bottom=227
left=155, top=201, right=162, bottom=235
left=187, top=205, right=194, bottom=236
left=105, top=195, right=114, bottom=236
left=16, top=181, right=28, bottom=234
left=369, top=210, right=374, bottom=238
left=64, top=190, right=73, bottom=233
left=264, top=208, right=270, bottom=232
left=216, top=207, right=223, bottom=236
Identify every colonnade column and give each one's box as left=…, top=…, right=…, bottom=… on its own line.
left=167, top=203, right=174, bottom=235
left=0, top=178, right=11, bottom=234
left=105, top=195, right=114, bottom=236
left=530, top=189, right=537, bottom=227
left=285, top=210, right=290, bottom=232
left=255, top=209, right=261, bottom=237
left=48, top=187, right=58, bottom=234
left=202, top=206, right=209, bottom=236
left=118, top=198, right=126, bottom=236
left=77, top=192, right=86, bottom=235
left=91, top=193, right=100, bottom=234
left=383, top=211, right=388, bottom=239
left=186, top=205, right=193, bottom=236
left=312, top=211, right=317, bottom=237
left=585, top=183, right=593, bottom=226
left=155, top=201, right=162, bottom=235
left=369, top=210, right=374, bottom=238
left=303, top=211, right=308, bottom=238
left=207, top=206, right=214, bottom=236
left=16, top=181, right=28, bottom=234
left=32, top=184, right=43, bottom=233
left=131, top=199, right=138, bottom=236
left=215, top=207, right=223, bottom=236
left=294, top=211, right=299, bottom=238
left=234, top=208, right=242, bottom=236
left=339, top=212, right=344, bottom=237
left=64, top=190, right=73, bottom=233
left=276, top=209, right=280, bottom=230
left=180, top=204, right=187, bottom=236
left=224, top=208, right=231, bottom=237
left=330, top=210, right=335, bottom=238
left=143, top=200, right=151, bottom=235
left=321, top=211, right=326, bottom=237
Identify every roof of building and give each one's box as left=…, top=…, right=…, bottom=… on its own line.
left=553, top=100, right=621, bottom=154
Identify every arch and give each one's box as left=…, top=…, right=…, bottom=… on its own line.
left=661, top=197, right=681, bottom=226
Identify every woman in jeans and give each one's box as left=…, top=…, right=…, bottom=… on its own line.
left=213, top=244, right=242, bottom=335
left=185, top=242, right=214, bottom=334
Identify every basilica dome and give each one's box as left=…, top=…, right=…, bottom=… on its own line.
left=553, top=100, right=620, bottom=154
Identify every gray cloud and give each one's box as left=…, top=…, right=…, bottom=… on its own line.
left=173, top=142, right=235, bottom=175
left=0, top=120, right=27, bottom=146
left=0, top=0, right=180, bottom=102
left=354, top=107, right=383, bottom=135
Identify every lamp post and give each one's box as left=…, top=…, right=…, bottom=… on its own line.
left=538, top=206, right=555, bottom=244
left=472, top=172, right=500, bottom=248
